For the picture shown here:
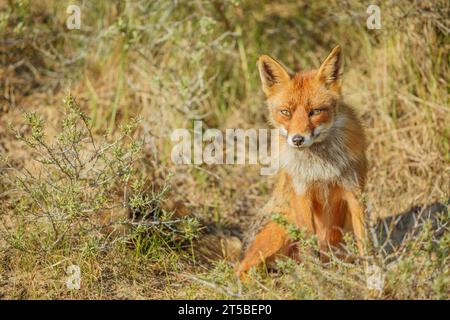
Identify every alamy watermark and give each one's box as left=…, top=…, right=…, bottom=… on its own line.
left=66, top=264, right=81, bottom=290
left=66, top=5, right=81, bottom=30
left=171, top=121, right=281, bottom=175
left=366, top=264, right=385, bottom=292
left=367, top=5, right=382, bottom=29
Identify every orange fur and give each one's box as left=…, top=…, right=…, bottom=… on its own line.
left=236, top=46, right=368, bottom=279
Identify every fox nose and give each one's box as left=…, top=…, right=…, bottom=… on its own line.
left=292, top=135, right=304, bottom=146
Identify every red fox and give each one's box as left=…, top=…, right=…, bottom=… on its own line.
left=236, top=46, right=368, bottom=278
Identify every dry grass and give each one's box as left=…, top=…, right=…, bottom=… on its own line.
left=0, top=0, right=449, bottom=299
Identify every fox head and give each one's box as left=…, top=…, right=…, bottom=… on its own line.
left=258, top=46, right=343, bottom=148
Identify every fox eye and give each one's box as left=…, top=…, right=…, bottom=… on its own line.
left=308, top=108, right=327, bottom=117
left=280, top=109, right=291, bottom=117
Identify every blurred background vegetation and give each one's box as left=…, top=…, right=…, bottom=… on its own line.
left=0, top=0, right=448, bottom=299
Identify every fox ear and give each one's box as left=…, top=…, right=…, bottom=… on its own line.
left=316, top=46, right=342, bottom=92
left=257, top=55, right=291, bottom=96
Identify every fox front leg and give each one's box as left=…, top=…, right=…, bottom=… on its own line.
left=293, top=193, right=316, bottom=234
left=235, top=221, right=291, bottom=280
left=343, top=189, right=367, bottom=257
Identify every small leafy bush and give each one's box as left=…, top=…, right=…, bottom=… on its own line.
left=2, top=94, right=199, bottom=256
